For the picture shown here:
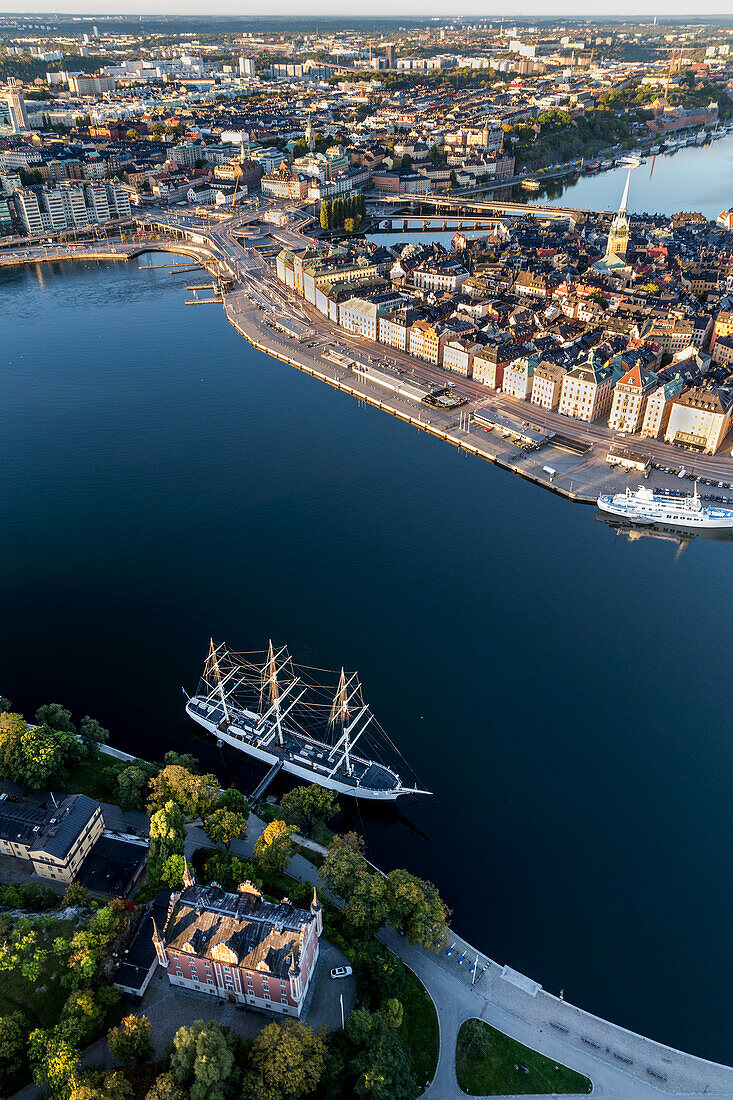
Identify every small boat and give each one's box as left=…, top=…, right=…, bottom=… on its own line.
left=521, top=178, right=541, bottom=191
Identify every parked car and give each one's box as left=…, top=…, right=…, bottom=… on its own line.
left=330, top=966, right=353, bottom=980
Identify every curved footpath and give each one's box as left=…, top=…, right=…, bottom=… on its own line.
left=181, top=810, right=733, bottom=1098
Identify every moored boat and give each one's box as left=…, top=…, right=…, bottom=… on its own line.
left=185, top=640, right=431, bottom=801
left=596, top=483, right=733, bottom=530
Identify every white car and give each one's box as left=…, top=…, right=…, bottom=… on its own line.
left=330, top=966, right=353, bottom=980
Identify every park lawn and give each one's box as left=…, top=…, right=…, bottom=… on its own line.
left=64, top=752, right=128, bottom=802
left=293, top=842, right=325, bottom=869
left=400, top=966, right=439, bottom=1088
left=456, top=1019, right=592, bottom=1096
left=0, top=917, right=80, bottom=1030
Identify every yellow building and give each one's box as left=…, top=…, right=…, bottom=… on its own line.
left=0, top=794, right=104, bottom=884
left=664, top=387, right=733, bottom=455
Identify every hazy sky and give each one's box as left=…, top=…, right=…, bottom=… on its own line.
left=2, top=2, right=732, bottom=17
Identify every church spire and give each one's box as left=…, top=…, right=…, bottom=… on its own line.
left=618, top=168, right=631, bottom=215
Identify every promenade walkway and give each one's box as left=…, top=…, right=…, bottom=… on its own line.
left=183, top=813, right=733, bottom=1096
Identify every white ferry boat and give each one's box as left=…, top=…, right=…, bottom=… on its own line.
left=597, top=484, right=733, bottom=530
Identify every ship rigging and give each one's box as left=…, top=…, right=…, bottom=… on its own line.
left=185, top=640, right=431, bottom=801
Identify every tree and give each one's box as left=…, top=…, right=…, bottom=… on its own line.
left=460, top=1018, right=492, bottom=1058
left=0, top=696, right=11, bottom=713
left=145, top=1072, right=187, bottom=1100
left=160, top=854, right=185, bottom=888
left=250, top=1018, right=326, bottom=1097
left=320, top=201, right=330, bottom=231
left=383, top=998, right=403, bottom=1029
left=350, top=939, right=406, bottom=1008
left=386, top=869, right=450, bottom=951
left=203, top=852, right=262, bottom=892
left=253, top=819, right=294, bottom=877
left=279, top=785, right=338, bottom=838
left=163, top=750, right=200, bottom=772
left=0, top=1011, right=28, bottom=1078
left=62, top=882, right=93, bottom=909
left=216, top=787, right=249, bottom=815
left=148, top=801, right=185, bottom=886
left=35, top=703, right=75, bottom=733
left=7, top=724, right=82, bottom=790
left=170, top=1020, right=237, bottom=1100
left=61, top=986, right=119, bottom=1048
left=108, top=1014, right=153, bottom=1066
left=66, top=901, right=127, bottom=987
left=0, top=712, right=26, bottom=777
left=116, top=763, right=154, bottom=811
left=78, top=716, right=109, bottom=751
left=69, top=1070, right=134, bottom=1100
left=344, top=870, right=390, bottom=935
left=321, top=831, right=370, bottom=900
left=203, top=807, right=247, bottom=850
left=29, top=1026, right=81, bottom=1096
left=346, top=1009, right=417, bottom=1100
left=147, top=765, right=219, bottom=820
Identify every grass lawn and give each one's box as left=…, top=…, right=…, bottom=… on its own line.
left=0, top=916, right=80, bottom=1030
left=400, top=966, right=439, bottom=1089
left=64, top=753, right=128, bottom=802
left=293, top=842, right=325, bottom=869
left=456, top=1019, right=592, bottom=1096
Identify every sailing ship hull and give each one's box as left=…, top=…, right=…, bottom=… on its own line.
left=186, top=699, right=408, bottom=801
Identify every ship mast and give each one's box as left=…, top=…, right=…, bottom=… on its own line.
left=205, top=638, right=230, bottom=722
left=258, top=641, right=305, bottom=746
left=327, top=671, right=374, bottom=777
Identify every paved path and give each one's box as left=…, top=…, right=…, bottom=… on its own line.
left=183, top=817, right=733, bottom=1096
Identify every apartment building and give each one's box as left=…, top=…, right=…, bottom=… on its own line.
left=530, top=360, right=566, bottom=409
left=0, top=794, right=104, bottom=884
left=559, top=357, right=614, bottom=421
left=608, top=363, right=658, bottom=433
left=664, top=386, right=733, bottom=455
left=503, top=354, right=537, bottom=400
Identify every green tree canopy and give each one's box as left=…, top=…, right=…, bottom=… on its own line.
left=345, top=1008, right=417, bottom=1100
left=148, top=801, right=185, bottom=886
left=29, top=1026, right=81, bottom=1097
left=108, top=1014, right=153, bottom=1066
left=386, top=869, right=450, bottom=951
left=144, top=1072, right=187, bottom=1100
left=320, top=831, right=370, bottom=899
left=203, top=807, right=248, bottom=850
left=253, top=819, right=294, bottom=876
left=279, top=785, right=338, bottom=838
left=78, top=716, right=109, bottom=751
left=250, top=1018, right=326, bottom=1098
left=170, top=1020, right=238, bottom=1100
left=148, top=764, right=219, bottom=819
left=35, top=703, right=75, bottom=733
left=0, top=1010, right=29, bottom=1079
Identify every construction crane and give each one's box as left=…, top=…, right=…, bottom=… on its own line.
left=664, top=50, right=678, bottom=99
left=231, top=172, right=241, bottom=207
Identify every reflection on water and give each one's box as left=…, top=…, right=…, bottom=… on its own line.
left=595, top=510, right=733, bottom=546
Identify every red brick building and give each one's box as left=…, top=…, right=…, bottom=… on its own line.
left=153, top=876, right=322, bottom=1017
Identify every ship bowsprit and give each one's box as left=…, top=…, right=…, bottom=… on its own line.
left=184, top=641, right=431, bottom=802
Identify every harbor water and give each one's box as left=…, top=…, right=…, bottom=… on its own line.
left=2, top=148, right=733, bottom=1063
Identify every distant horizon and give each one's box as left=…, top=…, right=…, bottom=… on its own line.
left=3, top=5, right=733, bottom=20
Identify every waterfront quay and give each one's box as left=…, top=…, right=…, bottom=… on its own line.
left=8, top=207, right=733, bottom=508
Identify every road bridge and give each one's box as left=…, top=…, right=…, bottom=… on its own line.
left=369, top=193, right=582, bottom=222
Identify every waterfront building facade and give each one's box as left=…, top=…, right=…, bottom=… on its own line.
left=530, top=360, right=566, bottom=409
left=608, top=363, right=658, bottom=433
left=559, top=357, right=614, bottom=421
left=664, top=387, right=733, bottom=455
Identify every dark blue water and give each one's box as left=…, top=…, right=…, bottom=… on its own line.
left=1, top=256, right=732, bottom=1063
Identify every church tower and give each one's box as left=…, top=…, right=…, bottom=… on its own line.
left=606, top=169, right=631, bottom=260
left=305, top=112, right=315, bottom=151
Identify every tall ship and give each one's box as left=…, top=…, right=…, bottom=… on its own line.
left=185, top=640, right=431, bottom=801
left=597, top=484, right=733, bottom=530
